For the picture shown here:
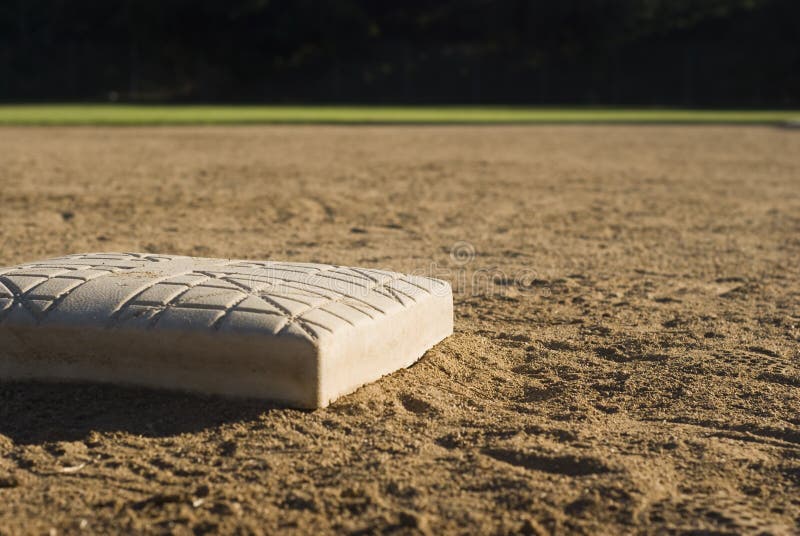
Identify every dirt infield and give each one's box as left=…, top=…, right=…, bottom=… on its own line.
left=1, top=126, right=798, bottom=534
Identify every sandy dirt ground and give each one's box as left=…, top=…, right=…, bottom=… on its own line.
left=0, top=126, right=798, bottom=535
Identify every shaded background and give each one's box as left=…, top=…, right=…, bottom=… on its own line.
left=1, top=0, right=799, bottom=106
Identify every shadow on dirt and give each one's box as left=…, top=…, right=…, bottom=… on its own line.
left=0, top=380, right=287, bottom=445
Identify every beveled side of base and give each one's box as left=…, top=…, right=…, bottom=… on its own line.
left=0, top=325, right=320, bottom=406
left=317, top=286, right=453, bottom=407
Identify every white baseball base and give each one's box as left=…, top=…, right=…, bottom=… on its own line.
left=0, top=253, right=453, bottom=408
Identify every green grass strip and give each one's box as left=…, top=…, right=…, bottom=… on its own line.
left=0, top=105, right=797, bottom=125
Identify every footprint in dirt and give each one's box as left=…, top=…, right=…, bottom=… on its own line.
left=517, top=383, right=564, bottom=403
left=594, top=345, right=669, bottom=363
left=398, top=394, right=439, bottom=416
left=482, top=448, right=610, bottom=476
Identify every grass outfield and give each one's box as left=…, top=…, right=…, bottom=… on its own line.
left=0, top=105, right=798, bottom=125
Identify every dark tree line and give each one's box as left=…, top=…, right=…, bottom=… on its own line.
left=1, top=0, right=798, bottom=105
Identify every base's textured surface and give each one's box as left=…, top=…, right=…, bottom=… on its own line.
left=0, top=126, right=798, bottom=535
left=0, top=253, right=453, bottom=407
